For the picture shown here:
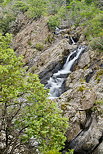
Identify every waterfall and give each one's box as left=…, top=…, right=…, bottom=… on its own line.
left=70, top=36, right=76, bottom=45
left=46, top=46, right=86, bottom=99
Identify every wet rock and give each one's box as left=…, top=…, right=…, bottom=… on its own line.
left=31, top=39, right=77, bottom=84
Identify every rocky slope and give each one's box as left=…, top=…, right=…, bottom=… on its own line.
left=12, top=14, right=103, bottom=154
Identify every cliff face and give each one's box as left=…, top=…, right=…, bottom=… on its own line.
left=12, top=14, right=103, bottom=154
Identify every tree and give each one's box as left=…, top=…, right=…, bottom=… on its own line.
left=0, top=33, right=68, bottom=153
left=26, top=0, right=47, bottom=19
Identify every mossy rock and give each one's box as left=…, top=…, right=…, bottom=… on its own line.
left=35, top=43, right=44, bottom=51
left=77, top=85, right=86, bottom=92
left=95, top=69, right=103, bottom=79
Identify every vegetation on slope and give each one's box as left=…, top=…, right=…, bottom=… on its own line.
left=0, top=0, right=103, bottom=153
left=0, top=33, right=68, bottom=153
left=0, top=0, right=103, bottom=50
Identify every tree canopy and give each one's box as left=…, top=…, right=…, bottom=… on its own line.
left=0, top=33, right=68, bottom=153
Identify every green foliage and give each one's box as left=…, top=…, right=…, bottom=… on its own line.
left=77, top=85, right=86, bottom=92
left=0, top=9, right=16, bottom=34
left=67, top=149, right=74, bottom=154
left=0, top=0, right=11, bottom=6
left=66, top=0, right=103, bottom=51
left=48, top=15, right=60, bottom=31
left=67, top=1, right=99, bottom=25
left=90, top=37, right=103, bottom=50
left=95, top=100, right=103, bottom=104
left=43, top=148, right=74, bottom=154
left=85, top=13, right=103, bottom=37
left=0, top=33, right=68, bottom=153
left=85, top=0, right=93, bottom=4
left=0, top=0, right=4, bottom=4
left=47, top=0, right=66, bottom=15
left=95, top=69, right=103, bottom=79
left=35, top=43, right=44, bottom=51
left=12, top=1, right=29, bottom=13
left=44, top=149, right=61, bottom=154
left=57, top=5, right=67, bottom=20
left=84, top=13, right=103, bottom=50
left=25, top=0, right=47, bottom=19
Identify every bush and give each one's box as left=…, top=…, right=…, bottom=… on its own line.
left=0, top=11, right=16, bottom=34
left=26, top=0, right=47, bottom=19
left=85, top=13, right=103, bottom=37
left=90, top=37, right=103, bottom=51
left=66, top=0, right=103, bottom=51
left=84, top=13, right=103, bottom=50
left=47, top=0, right=65, bottom=15
left=12, top=1, right=29, bottom=13
left=67, top=1, right=99, bottom=26
left=48, top=15, right=60, bottom=31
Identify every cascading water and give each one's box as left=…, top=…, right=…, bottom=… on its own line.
left=46, top=46, right=86, bottom=99
left=70, top=36, right=76, bottom=45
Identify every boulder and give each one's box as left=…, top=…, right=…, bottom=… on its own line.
left=78, top=51, right=90, bottom=68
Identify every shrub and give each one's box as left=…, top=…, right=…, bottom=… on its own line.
left=48, top=15, right=60, bottom=31
left=90, top=37, right=103, bottom=50
left=84, top=13, right=103, bottom=50
left=26, top=0, right=47, bottom=19
left=47, top=0, right=65, bottom=15
left=85, top=13, right=103, bottom=37
left=0, top=11, right=16, bottom=34
left=12, top=1, right=29, bottom=13
left=67, top=1, right=99, bottom=26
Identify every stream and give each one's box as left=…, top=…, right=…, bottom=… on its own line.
left=46, top=45, right=86, bottom=99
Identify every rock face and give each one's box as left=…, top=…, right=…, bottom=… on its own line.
left=56, top=50, right=103, bottom=153
left=11, top=15, right=103, bottom=154
left=34, top=39, right=77, bottom=84
left=12, top=16, right=51, bottom=67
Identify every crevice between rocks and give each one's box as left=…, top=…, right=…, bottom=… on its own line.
left=62, top=110, right=103, bottom=154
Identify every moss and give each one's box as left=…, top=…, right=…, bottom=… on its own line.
left=96, top=77, right=101, bottom=83
left=95, top=100, right=103, bottom=105
left=45, top=34, right=54, bottom=44
left=80, top=78, right=86, bottom=83
left=35, top=43, right=44, bottom=51
left=77, top=85, right=86, bottom=92
left=28, top=41, right=32, bottom=46
left=95, top=69, right=103, bottom=80
left=92, top=100, right=103, bottom=115
left=61, top=104, right=67, bottom=110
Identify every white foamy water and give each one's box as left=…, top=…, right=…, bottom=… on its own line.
left=46, top=46, right=86, bottom=99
